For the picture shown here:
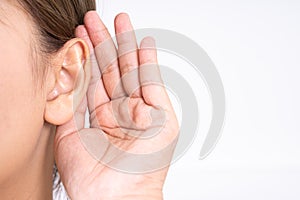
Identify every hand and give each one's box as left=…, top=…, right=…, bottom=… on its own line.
left=54, top=11, right=179, bottom=199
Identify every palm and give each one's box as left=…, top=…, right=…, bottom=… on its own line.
left=54, top=11, right=179, bottom=199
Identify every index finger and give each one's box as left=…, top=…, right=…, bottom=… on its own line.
left=75, top=25, right=110, bottom=116
left=84, top=11, right=126, bottom=99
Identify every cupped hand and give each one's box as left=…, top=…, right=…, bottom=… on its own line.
left=54, top=11, right=179, bottom=199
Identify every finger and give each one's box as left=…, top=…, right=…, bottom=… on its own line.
left=139, top=37, right=169, bottom=108
left=84, top=11, right=126, bottom=99
left=75, top=25, right=110, bottom=118
left=115, top=13, right=141, bottom=97
left=75, top=25, right=94, bottom=51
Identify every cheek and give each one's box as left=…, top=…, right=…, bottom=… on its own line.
left=0, top=38, right=46, bottom=181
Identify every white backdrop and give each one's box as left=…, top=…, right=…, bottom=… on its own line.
left=92, top=0, right=300, bottom=199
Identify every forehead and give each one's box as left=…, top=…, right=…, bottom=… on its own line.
left=0, top=2, right=6, bottom=22
left=0, top=0, right=26, bottom=23
left=0, top=1, right=33, bottom=34
left=0, top=1, right=14, bottom=26
left=0, top=1, right=35, bottom=56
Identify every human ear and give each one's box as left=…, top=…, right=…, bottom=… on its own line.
left=44, top=38, right=91, bottom=125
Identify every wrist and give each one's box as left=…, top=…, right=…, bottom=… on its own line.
left=104, top=192, right=163, bottom=200
left=99, top=187, right=163, bottom=200
left=71, top=185, right=163, bottom=200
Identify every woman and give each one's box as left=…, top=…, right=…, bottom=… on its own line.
left=0, top=0, right=179, bottom=199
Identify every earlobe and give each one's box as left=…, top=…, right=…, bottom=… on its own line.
left=44, top=38, right=91, bottom=125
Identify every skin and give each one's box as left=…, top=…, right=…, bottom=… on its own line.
left=0, top=2, right=55, bottom=199
left=0, top=2, right=90, bottom=199
left=0, top=1, right=179, bottom=199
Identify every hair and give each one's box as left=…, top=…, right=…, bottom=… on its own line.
left=17, top=0, right=96, bottom=53
left=15, top=0, right=96, bottom=87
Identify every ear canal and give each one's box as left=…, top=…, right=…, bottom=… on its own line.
left=47, top=88, right=59, bottom=101
left=47, top=69, right=74, bottom=101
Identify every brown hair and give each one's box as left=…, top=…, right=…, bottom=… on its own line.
left=17, top=0, right=96, bottom=53
left=15, top=0, right=96, bottom=86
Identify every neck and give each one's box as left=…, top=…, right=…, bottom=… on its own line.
left=0, top=123, right=55, bottom=200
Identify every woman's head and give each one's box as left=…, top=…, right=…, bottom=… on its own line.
left=18, top=0, right=95, bottom=53
left=0, top=0, right=95, bottom=185
left=17, top=0, right=96, bottom=84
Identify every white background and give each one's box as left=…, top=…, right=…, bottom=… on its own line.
left=96, top=0, right=300, bottom=199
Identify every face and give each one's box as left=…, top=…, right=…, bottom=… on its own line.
left=0, top=1, right=49, bottom=182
